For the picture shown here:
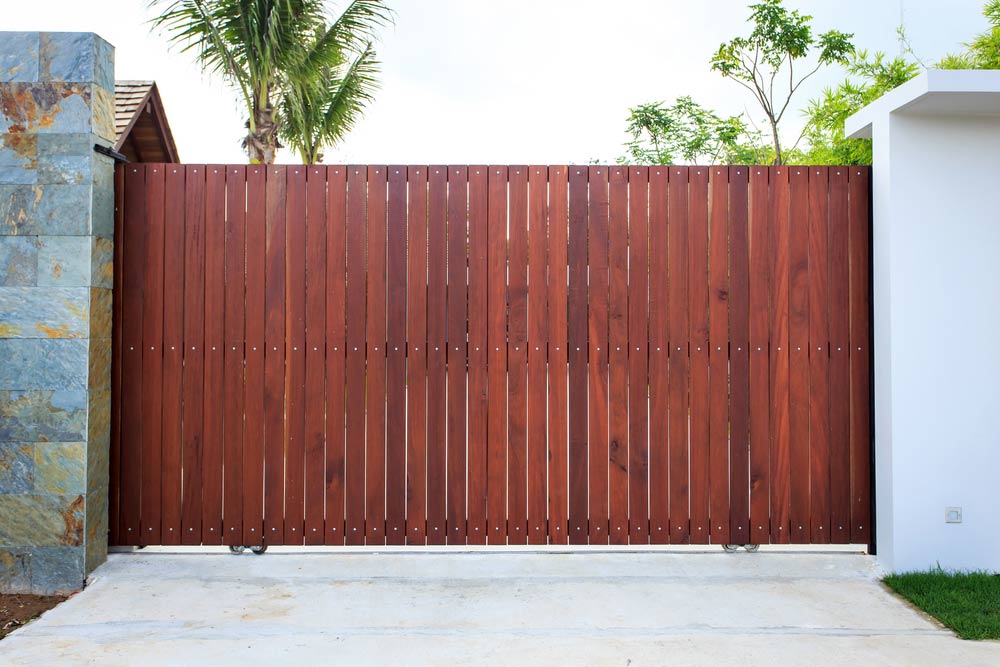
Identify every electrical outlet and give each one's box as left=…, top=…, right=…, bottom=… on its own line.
left=945, top=507, right=962, bottom=523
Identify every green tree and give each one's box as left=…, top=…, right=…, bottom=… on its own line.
left=802, top=50, right=920, bottom=165
left=620, top=97, right=763, bottom=165
left=938, top=1, right=1000, bottom=69
left=150, top=0, right=391, bottom=163
left=280, top=39, right=380, bottom=163
left=710, top=0, right=854, bottom=164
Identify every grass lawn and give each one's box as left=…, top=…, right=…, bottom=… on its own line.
left=884, top=570, right=1000, bottom=640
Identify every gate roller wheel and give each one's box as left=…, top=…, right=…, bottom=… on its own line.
left=229, top=545, right=247, bottom=554
left=722, top=544, right=740, bottom=553
left=744, top=544, right=760, bottom=553
left=250, top=545, right=268, bottom=555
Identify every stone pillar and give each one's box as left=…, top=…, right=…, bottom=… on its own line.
left=0, top=32, right=115, bottom=594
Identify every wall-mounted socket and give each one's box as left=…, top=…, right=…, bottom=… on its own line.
left=945, top=507, right=963, bottom=524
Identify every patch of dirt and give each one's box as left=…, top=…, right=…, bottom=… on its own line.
left=0, top=594, right=67, bottom=640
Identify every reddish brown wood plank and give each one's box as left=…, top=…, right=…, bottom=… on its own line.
left=386, top=165, right=408, bottom=545
left=345, top=166, right=367, bottom=545
left=406, top=166, right=428, bottom=544
left=304, top=166, right=327, bottom=545
left=547, top=165, right=569, bottom=544
left=749, top=166, right=771, bottom=545
left=769, top=166, right=791, bottom=544
left=201, top=166, right=226, bottom=545
left=140, top=164, right=165, bottom=545
left=527, top=166, right=548, bottom=544
left=120, top=165, right=146, bottom=543
left=282, top=167, right=307, bottom=545
left=446, top=166, right=469, bottom=544
left=427, top=165, right=448, bottom=544
left=667, top=166, right=688, bottom=544
left=325, top=166, right=348, bottom=544
left=466, top=166, right=489, bottom=544
left=628, top=166, right=649, bottom=544
left=161, top=165, right=185, bottom=546
left=708, top=167, right=730, bottom=546
left=808, top=167, right=831, bottom=544
left=730, top=167, right=751, bottom=545
left=688, top=167, right=711, bottom=543
left=110, top=164, right=125, bottom=545
left=788, top=166, right=810, bottom=544
left=648, top=166, right=669, bottom=544
left=263, top=165, right=287, bottom=545
left=243, top=166, right=266, bottom=546
left=507, top=166, right=529, bottom=544
left=365, top=166, right=388, bottom=545
left=849, top=166, right=871, bottom=545
left=587, top=165, right=610, bottom=544
left=567, top=165, right=588, bottom=544
left=487, top=165, right=509, bottom=544
left=607, top=165, right=629, bottom=545
left=223, top=165, right=246, bottom=545
left=828, top=167, right=851, bottom=544
left=181, top=165, right=205, bottom=545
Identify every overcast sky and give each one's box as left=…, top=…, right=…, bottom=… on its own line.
left=6, top=0, right=989, bottom=163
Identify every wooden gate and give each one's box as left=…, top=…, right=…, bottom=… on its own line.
left=110, top=163, right=871, bottom=547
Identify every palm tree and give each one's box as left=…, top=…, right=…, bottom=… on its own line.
left=280, top=38, right=380, bottom=163
left=149, top=0, right=391, bottom=163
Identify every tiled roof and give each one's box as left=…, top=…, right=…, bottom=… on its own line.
left=114, top=80, right=155, bottom=144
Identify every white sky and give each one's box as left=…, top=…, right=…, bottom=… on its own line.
left=5, top=0, right=988, bottom=163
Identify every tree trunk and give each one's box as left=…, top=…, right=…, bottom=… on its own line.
left=245, top=104, right=280, bottom=164
left=770, top=117, right=783, bottom=165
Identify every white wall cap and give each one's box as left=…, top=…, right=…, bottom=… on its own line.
left=845, top=69, right=1000, bottom=139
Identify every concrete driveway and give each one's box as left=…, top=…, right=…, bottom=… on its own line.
left=1, top=548, right=997, bottom=666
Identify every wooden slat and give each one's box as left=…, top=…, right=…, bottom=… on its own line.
left=607, top=165, right=629, bottom=545
left=667, top=166, right=688, bottom=544
left=730, top=167, right=751, bottom=544
left=223, top=166, right=246, bottom=545
left=427, top=165, right=448, bottom=544
left=466, top=165, right=489, bottom=544
left=788, top=166, right=810, bottom=543
left=110, top=164, right=125, bottom=545
left=140, top=164, right=165, bottom=545
left=119, top=165, right=145, bottom=543
left=446, top=166, right=469, bottom=544
left=263, top=165, right=286, bottom=545
left=508, top=166, right=529, bottom=544
left=587, top=165, right=610, bottom=544
left=181, top=164, right=205, bottom=545
left=828, top=167, right=851, bottom=544
left=161, top=164, right=185, bottom=545
left=527, top=166, right=548, bottom=544
left=386, top=166, right=408, bottom=545
left=648, top=166, right=669, bottom=544
left=628, top=166, right=649, bottom=544
left=708, top=167, right=730, bottom=545
left=325, top=166, right=348, bottom=544
left=405, top=166, right=428, bottom=544
left=808, top=167, right=831, bottom=544
left=283, top=167, right=307, bottom=544
left=849, top=166, right=871, bottom=545
left=769, top=166, right=791, bottom=544
left=202, top=166, right=226, bottom=545
left=547, top=165, right=569, bottom=544
left=749, top=167, right=771, bottom=545
left=487, top=165, right=508, bottom=544
left=688, top=167, right=711, bottom=543
left=243, top=166, right=266, bottom=546
left=567, top=165, right=588, bottom=544
left=365, top=166, right=387, bottom=545
left=304, top=165, right=327, bottom=545
left=345, top=166, right=366, bottom=545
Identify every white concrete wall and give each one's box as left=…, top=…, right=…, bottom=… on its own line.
left=875, top=112, right=1000, bottom=572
